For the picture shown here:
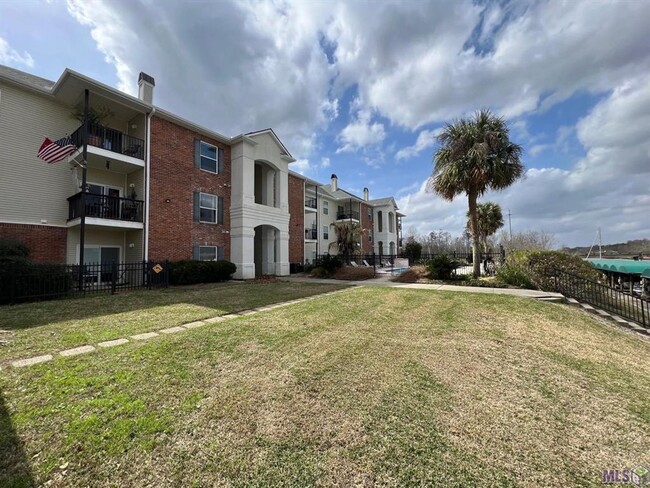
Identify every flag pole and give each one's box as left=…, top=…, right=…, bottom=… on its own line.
left=78, top=89, right=89, bottom=291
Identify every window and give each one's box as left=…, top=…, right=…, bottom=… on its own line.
left=323, top=225, right=329, bottom=240
left=199, top=192, right=217, bottom=223
left=368, top=207, right=372, bottom=219
left=377, top=211, right=383, bottom=232
left=368, top=231, right=373, bottom=242
left=199, top=141, right=218, bottom=173
left=323, top=201, right=329, bottom=215
left=388, top=212, right=394, bottom=232
left=194, top=245, right=224, bottom=261
left=198, top=246, right=216, bottom=261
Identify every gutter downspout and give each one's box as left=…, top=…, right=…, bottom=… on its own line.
left=144, top=106, right=156, bottom=261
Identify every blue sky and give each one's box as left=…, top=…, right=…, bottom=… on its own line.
left=1, top=0, right=649, bottom=247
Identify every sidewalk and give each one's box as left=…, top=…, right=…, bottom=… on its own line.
left=281, top=276, right=564, bottom=299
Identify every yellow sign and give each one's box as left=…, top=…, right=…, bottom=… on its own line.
left=152, top=264, right=163, bottom=274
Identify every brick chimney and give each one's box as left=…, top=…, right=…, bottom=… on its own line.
left=331, top=174, right=338, bottom=192
left=138, top=72, right=155, bottom=104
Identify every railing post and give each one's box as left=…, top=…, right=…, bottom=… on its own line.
left=148, top=260, right=152, bottom=290
left=165, top=260, right=170, bottom=288
left=372, top=252, right=376, bottom=276
left=111, top=261, right=117, bottom=295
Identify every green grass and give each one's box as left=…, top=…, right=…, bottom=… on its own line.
left=0, top=281, right=346, bottom=363
left=2, top=287, right=650, bottom=486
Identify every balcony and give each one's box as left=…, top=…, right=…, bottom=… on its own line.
left=71, top=122, right=145, bottom=160
left=68, top=192, right=144, bottom=226
left=336, top=210, right=360, bottom=221
left=305, top=227, right=318, bottom=240
left=305, top=197, right=317, bottom=210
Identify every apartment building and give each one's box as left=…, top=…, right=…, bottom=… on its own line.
left=287, top=172, right=405, bottom=265
left=0, top=64, right=402, bottom=279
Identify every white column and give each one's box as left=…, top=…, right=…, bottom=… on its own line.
left=277, top=170, right=288, bottom=213
left=261, top=226, right=276, bottom=274
left=231, top=154, right=256, bottom=207
left=231, top=225, right=255, bottom=279
left=276, top=230, right=290, bottom=276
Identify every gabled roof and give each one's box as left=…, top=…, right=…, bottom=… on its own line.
left=368, top=197, right=398, bottom=208
left=242, top=128, right=293, bottom=159
left=0, top=64, right=55, bottom=92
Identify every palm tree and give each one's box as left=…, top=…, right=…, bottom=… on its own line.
left=467, top=202, right=504, bottom=252
left=329, top=222, right=366, bottom=262
left=429, top=109, right=523, bottom=277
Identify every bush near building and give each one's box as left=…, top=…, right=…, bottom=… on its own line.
left=334, top=266, right=375, bottom=281
left=168, top=260, right=237, bottom=285
left=496, top=250, right=601, bottom=291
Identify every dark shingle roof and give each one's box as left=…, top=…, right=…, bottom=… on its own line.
left=0, top=64, right=55, bottom=91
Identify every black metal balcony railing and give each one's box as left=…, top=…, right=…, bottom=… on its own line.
left=68, top=192, right=144, bottom=223
left=305, top=228, right=318, bottom=240
left=336, top=211, right=360, bottom=221
left=70, top=122, right=145, bottom=160
left=305, top=197, right=317, bottom=209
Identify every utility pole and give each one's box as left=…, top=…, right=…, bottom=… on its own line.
left=598, top=227, right=602, bottom=259
left=508, top=209, right=513, bottom=240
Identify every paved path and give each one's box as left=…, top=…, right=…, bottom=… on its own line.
left=281, top=276, right=564, bottom=299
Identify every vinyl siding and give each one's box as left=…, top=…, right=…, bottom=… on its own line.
left=66, top=227, right=130, bottom=264
left=0, top=82, right=79, bottom=226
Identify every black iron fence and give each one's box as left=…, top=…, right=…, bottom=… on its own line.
left=309, top=251, right=506, bottom=268
left=70, top=122, right=145, bottom=159
left=553, top=269, right=649, bottom=328
left=0, top=260, right=169, bottom=305
left=305, top=227, right=318, bottom=240
left=336, top=211, right=360, bottom=221
left=68, top=192, right=144, bottom=222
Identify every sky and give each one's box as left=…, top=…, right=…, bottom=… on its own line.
left=1, top=0, right=649, bottom=247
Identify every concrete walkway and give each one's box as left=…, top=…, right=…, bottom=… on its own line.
left=281, top=276, right=565, bottom=299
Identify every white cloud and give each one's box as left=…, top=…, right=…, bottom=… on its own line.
left=320, top=157, right=331, bottom=168
left=336, top=102, right=386, bottom=153
left=291, top=158, right=312, bottom=175
left=0, top=37, right=34, bottom=68
left=395, top=128, right=440, bottom=160
left=529, top=144, right=549, bottom=157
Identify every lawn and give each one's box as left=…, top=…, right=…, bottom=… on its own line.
left=2, top=286, right=650, bottom=486
left=0, top=281, right=347, bottom=363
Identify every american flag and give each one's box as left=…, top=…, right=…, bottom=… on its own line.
left=37, top=135, right=77, bottom=164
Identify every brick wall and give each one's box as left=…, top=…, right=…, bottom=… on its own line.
left=360, top=202, right=373, bottom=254
left=148, top=116, right=231, bottom=261
left=288, top=173, right=304, bottom=263
left=0, top=223, right=66, bottom=263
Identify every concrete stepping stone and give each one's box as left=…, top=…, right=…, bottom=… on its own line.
left=60, top=345, right=95, bottom=357
left=221, top=314, right=239, bottom=319
left=581, top=303, right=595, bottom=310
left=12, top=354, right=53, bottom=368
left=204, top=316, right=225, bottom=324
left=97, top=338, right=129, bottom=348
left=131, top=332, right=159, bottom=340
left=159, top=326, right=185, bottom=334
left=183, top=321, right=207, bottom=329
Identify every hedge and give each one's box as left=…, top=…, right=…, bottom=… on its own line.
left=168, top=260, right=237, bottom=286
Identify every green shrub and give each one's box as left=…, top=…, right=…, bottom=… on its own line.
left=402, top=241, right=422, bottom=262
left=169, top=260, right=236, bottom=286
left=318, top=254, right=343, bottom=274
left=0, top=239, right=30, bottom=259
left=427, top=254, right=460, bottom=280
left=496, top=250, right=601, bottom=291
left=310, top=266, right=328, bottom=278
left=0, top=260, right=73, bottom=304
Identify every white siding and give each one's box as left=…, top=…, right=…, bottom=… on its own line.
left=0, top=82, right=79, bottom=226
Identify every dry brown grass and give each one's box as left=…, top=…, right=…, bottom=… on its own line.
left=334, top=266, right=375, bottom=280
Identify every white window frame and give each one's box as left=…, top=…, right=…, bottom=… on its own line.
left=323, top=201, right=329, bottom=215
left=198, top=246, right=218, bottom=261
left=323, top=225, right=329, bottom=240
left=199, top=192, right=218, bottom=223
left=199, top=141, right=219, bottom=174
